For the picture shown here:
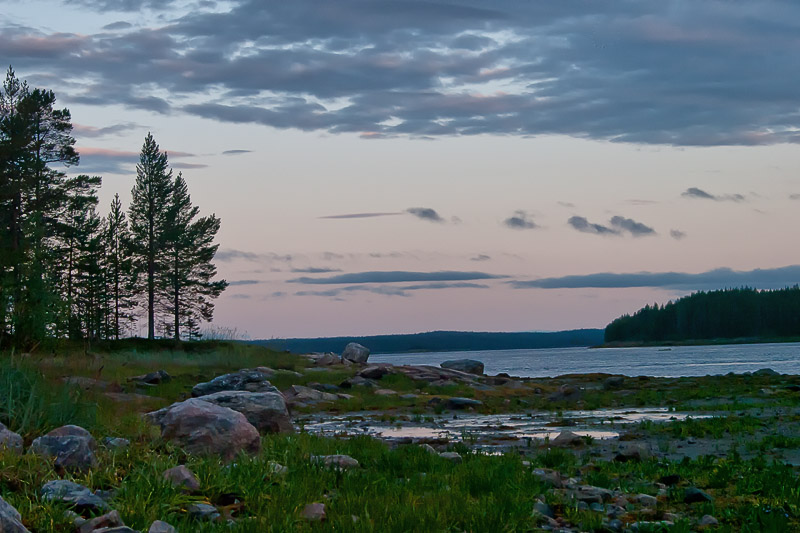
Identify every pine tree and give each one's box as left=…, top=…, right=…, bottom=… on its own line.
left=105, top=193, right=135, bottom=340
left=161, top=173, right=228, bottom=340
left=128, top=133, right=173, bottom=340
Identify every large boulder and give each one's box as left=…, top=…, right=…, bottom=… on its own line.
left=30, top=425, right=98, bottom=473
left=41, top=480, right=109, bottom=514
left=341, top=343, right=370, bottom=364
left=283, top=385, right=339, bottom=404
left=0, top=423, right=23, bottom=454
left=0, top=495, right=29, bottom=533
left=195, top=391, right=293, bottom=433
left=440, top=359, right=484, bottom=375
left=191, top=369, right=278, bottom=397
left=146, top=398, right=260, bottom=461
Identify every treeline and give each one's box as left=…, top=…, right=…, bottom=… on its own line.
left=254, top=329, right=605, bottom=354
left=604, top=287, right=800, bottom=343
left=0, top=67, right=227, bottom=348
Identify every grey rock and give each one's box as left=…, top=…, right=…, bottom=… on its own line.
left=302, top=503, right=326, bottom=521
left=531, top=468, right=563, bottom=488
left=130, top=370, right=171, bottom=385
left=0, top=423, right=23, bottom=454
left=684, top=487, right=713, bottom=503
left=196, top=390, right=293, bottom=433
left=608, top=519, right=623, bottom=531
left=78, top=510, right=124, bottom=533
left=569, top=485, right=614, bottom=504
left=163, top=465, right=201, bottom=492
left=548, top=384, right=581, bottom=401
left=636, top=493, right=658, bottom=507
left=311, top=454, right=359, bottom=469
left=191, top=369, right=277, bottom=397
left=147, top=398, right=260, bottom=461
left=440, top=359, right=484, bottom=375
left=439, top=451, right=462, bottom=463
left=41, top=480, right=109, bottom=513
left=314, top=353, right=339, bottom=366
left=148, top=520, right=177, bottom=533
left=445, top=397, right=483, bottom=410
left=62, top=376, right=111, bottom=391
left=267, top=461, right=288, bottom=476
left=0, top=495, right=29, bottom=533
left=698, top=514, right=719, bottom=526
left=419, top=444, right=438, bottom=455
left=603, top=376, right=625, bottom=390
left=93, top=528, right=138, bottom=533
left=614, top=442, right=651, bottom=462
left=30, top=426, right=98, bottom=473
left=340, top=376, right=377, bottom=389
left=188, top=503, right=220, bottom=521
left=102, top=437, right=130, bottom=450
left=358, top=365, right=392, bottom=380
left=341, top=343, right=370, bottom=364
left=532, top=500, right=554, bottom=518
left=283, top=385, right=339, bottom=404
left=310, top=382, right=339, bottom=392
left=551, top=431, right=585, bottom=448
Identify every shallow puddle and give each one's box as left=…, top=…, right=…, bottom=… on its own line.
left=300, top=407, right=706, bottom=445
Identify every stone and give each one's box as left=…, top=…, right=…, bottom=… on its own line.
left=188, top=503, right=220, bottom=522
left=698, top=514, right=719, bottom=526
left=608, top=518, right=623, bottom=531
left=358, top=365, right=392, bottom=380
left=310, top=382, right=340, bottom=392
left=340, top=376, right=377, bottom=389
left=0, top=495, right=29, bottom=533
left=62, top=376, right=111, bottom=391
left=102, top=437, right=130, bottom=450
left=93, top=528, right=137, bottom=533
left=532, top=500, right=554, bottom=518
left=103, top=393, right=157, bottom=403
left=311, top=454, right=359, bottom=469
left=314, top=353, right=339, bottom=366
left=267, top=461, right=288, bottom=476
left=341, top=342, right=370, bottom=364
left=551, top=430, right=585, bottom=448
left=191, top=369, right=277, bottom=397
left=30, top=426, right=98, bottom=473
left=439, top=451, right=462, bottom=463
left=569, top=485, right=614, bottom=504
left=531, top=468, right=563, bottom=488
left=148, top=521, right=177, bottom=533
left=41, top=480, right=109, bottom=514
left=440, top=359, right=484, bottom=375
left=603, top=376, right=625, bottom=390
left=194, top=390, right=293, bottom=433
left=684, top=487, right=713, bottom=504
left=614, top=442, right=651, bottom=462
left=78, top=510, right=124, bottom=533
left=635, top=494, right=658, bottom=507
left=419, top=444, right=438, bottom=455
left=374, top=389, right=397, bottom=396
left=302, top=503, right=326, bottom=521
left=147, top=398, right=260, bottom=461
left=0, top=423, right=23, bottom=454
left=548, top=384, right=581, bottom=401
left=130, top=370, right=171, bottom=385
left=445, top=397, right=483, bottom=410
left=283, top=385, right=339, bottom=404
left=163, top=465, right=201, bottom=492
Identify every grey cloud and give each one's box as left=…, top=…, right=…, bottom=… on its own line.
left=289, top=270, right=505, bottom=284
left=73, top=122, right=140, bottom=138
left=296, top=281, right=490, bottom=298
left=229, top=293, right=252, bottom=299
left=471, top=254, right=491, bottom=261
left=215, top=249, right=293, bottom=262
left=557, top=201, right=575, bottom=208
left=682, top=187, right=746, bottom=202
left=319, top=212, right=403, bottom=219
left=568, top=216, right=619, bottom=236
left=503, top=210, right=537, bottom=230
left=222, top=149, right=253, bottom=155
left=228, top=279, right=262, bottom=286
left=12, top=1, right=800, bottom=146
left=171, top=162, right=208, bottom=169
left=670, top=229, right=687, bottom=240
left=511, top=265, right=800, bottom=290
left=609, top=216, right=656, bottom=237
left=102, top=21, right=133, bottom=30
left=290, top=267, right=343, bottom=273
left=406, top=207, right=445, bottom=223
left=790, top=193, right=800, bottom=200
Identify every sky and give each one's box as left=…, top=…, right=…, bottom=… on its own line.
left=3, top=0, right=800, bottom=339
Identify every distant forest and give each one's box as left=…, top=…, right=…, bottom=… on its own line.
left=253, top=329, right=605, bottom=354
left=604, top=287, right=800, bottom=343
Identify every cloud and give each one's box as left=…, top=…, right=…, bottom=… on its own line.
left=215, top=249, right=293, bottom=263
left=511, top=265, right=800, bottom=290
left=670, top=229, right=687, bottom=240
left=102, top=21, right=133, bottom=31
left=296, top=281, right=490, bottom=298
left=790, top=193, right=800, bottom=200
left=10, top=2, right=800, bottom=146
left=289, top=267, right=343, bottom=274
left=406, top=207, right=445, bottom=223
left=609, top=216, right=656, bottom=237
left=568, top=215, right=655, bottom=237
left=228, top=279, right=262, bottom=286
left=289, top=270, right=505, bottom=285
left=568, top=216, right=619, bottom=236
left=319, top=212, right=403, bottom=219
left=171, top=162, right=208, bottom=169
left=74, top=144, right=198, bottom=174
left=503, top=210, right=537, bottom=230
left=73, top=122, right=141, bottom=138
left=557, top=201, right=575, bottom=208
left=471, top=254, right=491, bottom=262
left=222, top=149, right=253, bottom=156
left=681, top=187, right=746, bottom=202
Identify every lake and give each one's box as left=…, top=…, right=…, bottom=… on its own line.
left=369, top=342, right=800, bottom=378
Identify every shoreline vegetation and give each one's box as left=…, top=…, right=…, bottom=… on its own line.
left=597, top=335, right=800, bottom=349
left=0, top=340, right=798, bottom=531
